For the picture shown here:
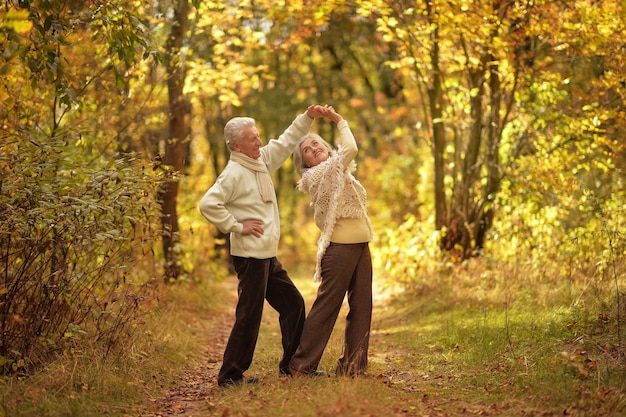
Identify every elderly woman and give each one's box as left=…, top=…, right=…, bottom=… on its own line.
left=289, top=106, right=374, bottom=378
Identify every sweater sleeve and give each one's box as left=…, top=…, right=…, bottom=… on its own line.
left=337, top=119, right=358, bottom=167
left=198, top=174, right=244, bottom=234
left=262, top=113, right=314, bottom=173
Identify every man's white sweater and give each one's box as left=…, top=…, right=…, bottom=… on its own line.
left=199, top=113, right=314, bottom=259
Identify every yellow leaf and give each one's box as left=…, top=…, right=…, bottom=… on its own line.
left=3, top=9, right=33, bottom=34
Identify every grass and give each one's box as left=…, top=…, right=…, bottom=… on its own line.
left=0, top=279, right=226, bottom=417
left=1, top=257, right=625, bottom=416
left=365, top=259, right=626, bottom=416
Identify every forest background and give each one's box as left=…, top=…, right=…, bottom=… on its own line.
left=1, top=0, right=625, bottom=415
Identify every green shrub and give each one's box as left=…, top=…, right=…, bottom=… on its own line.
left=0, top=136, right=163, bottom=375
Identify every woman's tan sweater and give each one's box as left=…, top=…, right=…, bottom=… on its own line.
left=297, top=120, right=373, bottom=281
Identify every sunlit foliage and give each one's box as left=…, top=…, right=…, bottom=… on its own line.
left=1, top=0, right=624, bottom=377
left=0, top=0, right=163, bottom=374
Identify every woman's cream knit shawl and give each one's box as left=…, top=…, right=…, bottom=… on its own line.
left=297, top=146, right=372, bottom=282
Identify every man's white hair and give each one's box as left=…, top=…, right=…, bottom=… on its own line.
left=224, top=117, right=256, bottom=151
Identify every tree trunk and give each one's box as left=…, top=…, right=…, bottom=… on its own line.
left=475, top=57, right=503, bottom=250
left=160, top=0, right=190, bottom=281
left=435, top=0, right=515, bottom=260
left=451, top=65, right=485, bottom=258
left=426, top=2, right=447, bottom=232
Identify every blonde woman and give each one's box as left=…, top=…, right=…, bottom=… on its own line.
left=289, top=106, right=373, bottom=377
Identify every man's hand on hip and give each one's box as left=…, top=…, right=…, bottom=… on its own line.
left=241, top=219, right=264, bottom=238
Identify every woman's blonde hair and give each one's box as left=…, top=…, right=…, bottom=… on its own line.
left=292, top=133, right=334, bottom=176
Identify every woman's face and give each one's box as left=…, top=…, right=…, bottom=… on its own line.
left=300, top=136, right=330, bottom=168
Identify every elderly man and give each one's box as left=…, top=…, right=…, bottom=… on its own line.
left=199, top=105, right=325, bottom=386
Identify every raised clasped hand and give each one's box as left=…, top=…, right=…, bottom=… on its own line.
left=306, top=104, right=326, bottom=119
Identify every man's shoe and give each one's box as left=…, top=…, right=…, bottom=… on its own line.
left=218, top=377, right=259, bottom=387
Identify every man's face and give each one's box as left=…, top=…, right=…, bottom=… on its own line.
left=233, top=126, right=262, bottom=159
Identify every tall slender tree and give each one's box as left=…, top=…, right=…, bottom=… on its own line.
left=160, top=0, right=191, bottom=280
left=358, top=0, right=531, bottom=259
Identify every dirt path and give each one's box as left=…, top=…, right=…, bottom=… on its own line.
left=142, top=279, right=236, bottom=417
left=137, top=277, right=542, bottom=417
left=138, top=277, right=456, bottom=417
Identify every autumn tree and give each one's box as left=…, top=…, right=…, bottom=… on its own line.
left=159, top=0, right=192, bottom=280
left=354, top=0, right=544, bottom=260
left=493, top=0, right=626, bottom=262
left=0, top=0, right=163, bottom=373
